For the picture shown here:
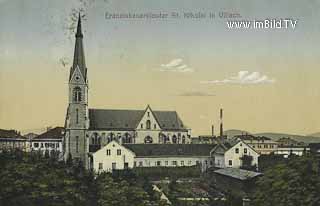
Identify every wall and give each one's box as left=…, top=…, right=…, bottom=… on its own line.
left=93, top=141, right=135, bottom=172
left=224, top=141, right=259, bottom=168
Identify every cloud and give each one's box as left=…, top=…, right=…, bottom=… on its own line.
left=201, top=71, right=275, bottom=85
left=160, top=58, right=194, bottom=73
left=177, top=91, right=215, bottom=97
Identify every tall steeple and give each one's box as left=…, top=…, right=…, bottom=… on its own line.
left=70, top=13, right=87, bottom=82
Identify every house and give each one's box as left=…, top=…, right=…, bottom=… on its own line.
left=92, top=141, right=135, bottom=172
left=234, top=134, right=278, bottom=155
left=276, top=137, right=305, bottom=147
left=211, top=140, right=259, bottom=169
left=212, top=168, right=262, bottom=200
left=274, top=146, right=310, bottom=158
left=62, top=15, right=191, bottom=168
left=31, top=127, right=64, bottom=155
left=0, top=129, right=28, bottom=152
left=92, top=141, right=217, bottom=172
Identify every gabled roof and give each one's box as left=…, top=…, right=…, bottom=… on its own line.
left=214, top=168, right=262, bottom=180
left=123, top=144, right=216, bottom=157
left=33, top=127, right=64, bottom=140
left=0, top=129, right=25, bottom=139
left=88, top=108, right=187, bottom=131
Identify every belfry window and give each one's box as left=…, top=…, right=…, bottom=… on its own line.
left=73, top=87, right=82, bottom=102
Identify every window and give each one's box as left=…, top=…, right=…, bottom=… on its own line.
left=235, top=148, right=239, bottom=154
left=117, top=149, right=121, bottom=156
left=73, top=87, right=82, bottom=102
left=34, top=143, right=39, bottom=148
left=172, top=161, right=177, bottom=166
left=41, top=143, right=44, bottom=148
left=76, top=136, right=79, bottom=153
left=144, top=136, right=153, bottom=144
left=147, top=112, right=150, bottom=117
left=146, top=120, right=151, bottom=130
left=134, top=161, right=137, bottom=167
left=205, top=160, right=208, bottom=165
left=229, top=160, right=233, bottom=166
left=106, top=149, right=111, bottom=156
left=244, top=148, right=248, bottom=154
left=141, top=124, right=143, bottom=129
left=264, top=144, right=268, bottom=148
left=124, top=162, right=129, bottom=169
left=139, top=161, right=143, bottom=167
left=172, top=135, right=177, bottom=144
left=99, top=163, right=103, bottom=170
left=165, top=161, right=168, bottom=166
left=154, top=124, right=156, bottom=129
left=76, top=109, right=79, bottom=124
left=157, top=161, right=161, bottom=166
left=181, top=161, right=184, bottom=166
left=112, top=163, right=116, bottom=170
left=188, top=160, right=192, bottom=165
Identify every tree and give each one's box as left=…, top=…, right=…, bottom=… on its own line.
left=252, top=155, right=320, bottom=206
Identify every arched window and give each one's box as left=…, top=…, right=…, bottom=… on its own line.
left=144, top=136, right=153, bottom=144
left=146, top=120, right=151, bottom=130
left=182, top=135, right=186, bottom=144
left=172, top=135, right=177, bottom=144
left=73, top=87, right=82, bottom=102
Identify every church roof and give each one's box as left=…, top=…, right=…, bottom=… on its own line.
left=69, top=13, right=87, bottom=81
left=88, top=108, right=187, bottom=131
left=123, top=144, right=216, bottom=157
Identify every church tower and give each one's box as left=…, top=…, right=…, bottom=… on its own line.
left=64, top=14, right=89, bottom=167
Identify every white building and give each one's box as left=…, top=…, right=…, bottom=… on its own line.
left=93, top=141, right=216, bottom=172
left=93, top=141, right=135, bottom=172
left=234, top=134, right=278, bottom=155
left=31, top=127, right=64, bottom=155
left=274, top=146, right=310, bottom=158
left=211, top=140, right=259, bottom=169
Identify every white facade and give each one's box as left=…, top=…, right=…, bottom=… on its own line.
left=275, top=147, right=310, bottom=158
left=224, top=141, right=259, bottom=168
left=93, top=141, right=135, bottom=172
left=31, top=139, right=63, bottom=154
left=134, top=156, right=213, bottom=172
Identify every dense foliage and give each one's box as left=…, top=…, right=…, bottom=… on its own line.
left=253, top=155, right=320, bottom=206
left=0, top=150, right=165, bottom=206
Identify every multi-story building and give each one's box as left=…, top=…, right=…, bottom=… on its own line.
left=31, top=127, right=64, bottom=155
left=63, top=14, right=190, bottom=168
left=276, top=137, right=305, bottom=147
left=0, top=129, right=28, bottom=152
left=93, top=140, right=216, bottom=173
left=234, top=134, right=278, bottom=155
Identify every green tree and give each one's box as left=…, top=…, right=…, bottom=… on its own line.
left=253, top=155, right=320, bottom=206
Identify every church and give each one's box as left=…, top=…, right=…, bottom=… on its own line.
left=63, top=14, right=190, bottom=168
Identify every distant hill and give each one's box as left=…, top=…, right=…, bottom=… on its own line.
left=255, top=132, right=320, bottom=143
left=224, top=129, right=251, bottom=138
left=308, top=132, right=320, bottom=138
left=225, top=129, right=320, bottom=143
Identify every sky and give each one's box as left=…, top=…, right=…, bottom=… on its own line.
left=0, top=0, right=320, bottom=135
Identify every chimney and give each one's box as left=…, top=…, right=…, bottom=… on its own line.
left=219, top=108, right=223, bottom=137
left=211, top=125, right=214, bottom=136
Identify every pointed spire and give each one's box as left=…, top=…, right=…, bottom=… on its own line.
left=69, top=13, right=87, bottom=81
left=76, top=13, right=83, bottom=38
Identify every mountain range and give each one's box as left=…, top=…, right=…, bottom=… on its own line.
left=224, top=129, right=320, bottom=143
